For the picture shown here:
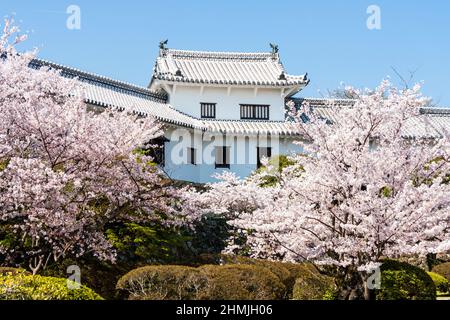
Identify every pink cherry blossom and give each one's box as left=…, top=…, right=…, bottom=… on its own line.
left=188, top=80, right=450, bottom=299
left=0, top=19, right=195, bottom=274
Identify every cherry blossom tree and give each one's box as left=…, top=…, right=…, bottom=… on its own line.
left=189, top=81, right=450, bottom=299
left=0, top=19, right=195, bottom=274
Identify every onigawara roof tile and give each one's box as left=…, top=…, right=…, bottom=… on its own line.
left=153, top=48, right=309, bottom=88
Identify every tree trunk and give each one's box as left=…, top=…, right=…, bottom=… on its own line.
left=337, top=270, right=373, bottom=300
left=362, top=277, right=373, bottom=300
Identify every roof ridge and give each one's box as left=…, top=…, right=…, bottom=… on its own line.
left=164, top=48, right=276, bottom=62
left=294, top=97, right=357, bottom=102
left=202, top=119, right=288, bottom=123
left=420, top=107, right=450, bottom=115
left=30, top=58, right=167, bottom=102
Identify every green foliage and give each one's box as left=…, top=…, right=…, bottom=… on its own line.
left=426, top=253, right=444, bottom=271
left=255, top=155, right=297, bottom=187
left=0, top=231, right=15, bottom=251
left=106, top=218, right=233, bottom=267
left=443, top=173, right=450, bottom=185
left=292, top=274, right=337, bottom=300
left=42, top=258, right=130, bottom=300
left=322, top=289, right=339, bottom=300
left=106, top=223, right=192, bottom=265
left=215, top=254, right=327, bottom=299
left=187, top=214, right=231, bottom=257
left=432, top=262, right=450, bottom=283
left=198, top=264, right=286, bottom=300
left=117, top=264, right=286, bottom=300
left=185, top=254, right=335, bottom=300
left=379, top=186, right=393, bottom=198
left=427, top=272, right=449, bottom=294
left=413, top=156, right=450, bottom=187
left=116, top=265, right=208, bottom=300
left=0, top=224, right=33, bottom=268
left=0, top=159, right=9, bottom=171
left=0, top=272, right=103, bottom=300
left=376, top=260, right=436, bottom=300
left=0, top=267, right=26, bottom=276
left=41, top=218, right=233, bottom=300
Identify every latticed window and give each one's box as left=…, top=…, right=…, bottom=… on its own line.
left=240, top=104, right=270, bottom=120
left=201, top=103, right=216, bottom=119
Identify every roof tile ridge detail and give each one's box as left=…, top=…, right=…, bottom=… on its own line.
left=164, top=49, right=275, bottom=62
left=420, top=107, right=450, bottom=115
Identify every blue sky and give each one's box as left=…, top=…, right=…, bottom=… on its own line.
left=1, top=0, right=449, bottom=106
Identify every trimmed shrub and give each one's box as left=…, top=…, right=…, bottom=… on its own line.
left=117, top=264, right=286, bottom=300
left=376, top=260, right=436, bottom=300
left=43, top=258, right=130, bottom=300
left=427, top=272, right=449, bottom=294
left=282, top=262, right=328, bottom=295
left=240, top=260, right=330, bottom=299
left=432, top=262, right=450, bottom=283
left=116, top=265, right=209, bottom=300
left=198, top=264, right=286, bottom=300
left=196, top=254, right=331, bottom=299
left=292, top=272, right=337, bottom=300
left=0, top=267, right=25, bottom=276
left=0, top=272, right=103, bottom=300
left=216, top=255, right=291, bottom=296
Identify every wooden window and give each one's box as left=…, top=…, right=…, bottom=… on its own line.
left=201, top=103, right=216, bottom=119
left=187, top=147, right=196, bottom=165
left=215, top=146, right=231, bottom=169
left=257, top=147, right=272, bottom=169
left=240, top=104, right=270, bottom=120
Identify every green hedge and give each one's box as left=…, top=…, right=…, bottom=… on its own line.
left=42, top=258, right=130, bottom=300
left=0, top=267, right=26, bottom=276
left=427, top=272, right=449, bottom=294
left=116, top=265, right=209, bottom=300
left=376, top=260, right=436, bottom=300
left=199, top=264, right=286, bottom=300
left=117, top=256, right=338, bottom=300
left=198, top=254, right=331, bottom=299
left=0, top=272, right=103, bottom=300
left=117, top=264, right=286, bottom=300
left=432, top=262, right=450, bottom=283
left=215, top=255, right=293, bottom=298
left=292, top=272, right=337, bottom=300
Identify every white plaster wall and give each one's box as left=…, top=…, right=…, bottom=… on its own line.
left=168, top=85, right=287, bottom=121
left=163, top=127, right=305, bottom=183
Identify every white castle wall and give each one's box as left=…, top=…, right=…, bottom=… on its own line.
left=168, top=85, right=287, bottom=121
left=163, top=127, right=304, bottom=183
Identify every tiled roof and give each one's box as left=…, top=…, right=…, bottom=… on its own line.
left=153, top=49, right=309, bottom=88
left=203, top=119, right=302, bottom=136
left=29, top=59, right=203, bottom=129
left=403, top=110, right=450, bottom=139
left=27, top=59, right=449, bottom=139
left=293, top=98, right=356, bottom=107
left=291, top=98, right=450, bottom=139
